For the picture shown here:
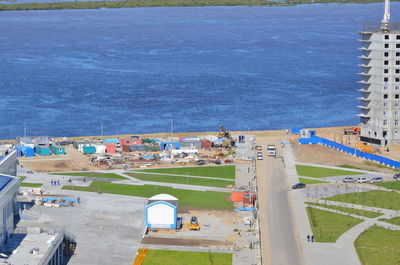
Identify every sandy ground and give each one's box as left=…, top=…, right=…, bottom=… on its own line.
left=18, top=146, right=99, bottom=172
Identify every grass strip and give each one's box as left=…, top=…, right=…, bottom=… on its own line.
left=296, top=165, right=362, bottom=178
left=143, top=249, right=232, bottom=265
left=377, top=181, right=400, bottom=191
left=63, top=181, right=233, bottom=210
left=137, top=166, right=235, bottom=179
left=20, top=183, right=43, bottom=188
left=379, top=216, right=400, bottom=226
left=327, top=190, right=400, bottom=210
left=306, top=202, right=382, bottom=218
left=52, top=172, right=126, bottom=179
left=355, top=226, right=400, bottom=265
left=306, top=207, right=363, bottom=243
left=298, top=178, right=328, bottom=184
left=126, top=173, right=234, bottom=188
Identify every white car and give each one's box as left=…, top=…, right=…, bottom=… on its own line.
left=357, top=177, right=368, bottom=183
left=257, top=155, right=263, bottom=160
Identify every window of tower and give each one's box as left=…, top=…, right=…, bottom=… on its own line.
left=384, top=69, right=389, bottom=74
left=384, top=77, right=389, bottom=82
left=395, top=120, right=399, bottom=126
left=397, top=61, right=400, bottom=65
left=397, top=52, right=400, bottom=57
left=396, top=86, right=400, bottom=90
left=384, top=61, right=389, bottom=65
left=397, top=35, right=400, bottom=40
left=397, top=78, right=400, bottom=82
left=385, top=35, right=389, bottom=40
left=385, top=43, right=390, bottom=48
left=396, top=94, right=400, bottom=99
left=396, top=69, right=400, bottom=74
left=385, top=52, right=389, bottom=57
left=383, top=120, right=388, bottom=126
left=384, top=94, right=388, bottom=99
left=397, top=44, right=400, bottom=48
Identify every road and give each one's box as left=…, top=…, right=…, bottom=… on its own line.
left=256, top=140, right=304, bottom=265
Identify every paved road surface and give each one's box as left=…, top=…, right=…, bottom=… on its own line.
left=256, top=140, right=304, bottom=265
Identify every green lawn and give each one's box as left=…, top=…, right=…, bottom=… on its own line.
left=306, top=207, right=363, bottom=242
left=377, top=181, right=400, bottom=191
left=142, top=250, right=232, bottom=265
left=379, top=216, right=400, bottom=226
left=20, top=183, right=43, bottom=188
left=63, top=181, right=233, bottom=210
left=306, top=202, right=383, bottom=218
left=355, top=226, right=400, bottom=265
left=19, top=176, right=43, bottom=188
left=52, top=172, right=127, bottom=179
left=126, top=173, right=234, bottom=188
left=136, top=166, right=235, bottom=179
left=296, top=165, right=362, bottom=178
left=336, top=164, right=365, bottom=170
left=298, top=178, right=328, bottom=184
left=327, top=190, right=400, bottom=210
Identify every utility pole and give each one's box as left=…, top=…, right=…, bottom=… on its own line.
left=170, top=119, right=173, bottom=137
left=100, top=122, right=104, bottom=137
left=23, top=123, right=26, bottom=137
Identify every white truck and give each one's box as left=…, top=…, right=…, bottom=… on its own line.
left=267, top=145, right=276, bottom=157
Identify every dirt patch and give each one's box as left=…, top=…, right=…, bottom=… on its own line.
left=142, top=237, right=230, bottom=247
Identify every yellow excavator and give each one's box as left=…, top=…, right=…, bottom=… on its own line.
left=187, top=216, right=200, bottom=231
left=218, top=125, right=236, bottom=148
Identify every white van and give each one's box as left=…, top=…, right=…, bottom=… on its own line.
left=267, top=145, right=276, bottom=157
left=357, top=177, right=368, bottom=183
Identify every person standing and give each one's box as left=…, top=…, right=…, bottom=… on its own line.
left=307, top=235, right=310, bottom=242
left=311, top=235, right=314, bottom=242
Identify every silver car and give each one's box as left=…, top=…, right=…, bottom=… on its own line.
left=370, top=177, right=383, bottom=183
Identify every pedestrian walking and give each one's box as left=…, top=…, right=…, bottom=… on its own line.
left=307, top=235, right=310, bottom=242
left=51, top=180, right=54, bottom=186
left=311, top=235, right=314, bottom=242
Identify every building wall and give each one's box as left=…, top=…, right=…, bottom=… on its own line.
left=359, top=29, right=400, bottom=146
left=0, top=151, right=17, bottom=177
left=0, top=177, right=19, bottom=248
left=146, top=202, right=176, bottom=229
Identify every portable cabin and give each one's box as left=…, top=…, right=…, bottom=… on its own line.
left=51, top=145, right=66, bottom=155
left=180, top=140, right=201, bottom=150
left=35, top=145, right=51, bottom=156
left=95, top=144, right=106, bottom=154
left=105, top=143, right=116, bottom=153
left=145, top=194, right=179, bottom=229
left=158, top=141, right=180, bottom=151
left=82, top=145, right=96, bottom=154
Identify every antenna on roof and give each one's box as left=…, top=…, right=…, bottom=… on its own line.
left=381, top=0, right=391, bottom=31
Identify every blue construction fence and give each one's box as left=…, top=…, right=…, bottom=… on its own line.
left=299, top=136, right=400, bottom=168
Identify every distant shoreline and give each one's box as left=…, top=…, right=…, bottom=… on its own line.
left=0, top=0, right=395, bottom=12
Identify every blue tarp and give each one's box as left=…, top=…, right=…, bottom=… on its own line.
left=16, top=146, right=35, bottom=157
left=103, top=138, right=119, bottom=143
left=299, top=136, right=400, bottom=168
left=61, top=197, right=78, bottom=202
left=236, top=206, right=255, bottom=212
left=42, top=197, right=58, bottom=202
left=291, top=128, right=303, bottom=134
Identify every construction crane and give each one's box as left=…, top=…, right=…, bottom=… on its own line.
left=218, top=125, right=236, bottom=148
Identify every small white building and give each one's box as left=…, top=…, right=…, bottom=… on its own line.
left=145, top=194, right=178, bottom=229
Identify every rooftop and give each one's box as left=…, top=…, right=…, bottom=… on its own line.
left=0, top=230, right=63, bottom=265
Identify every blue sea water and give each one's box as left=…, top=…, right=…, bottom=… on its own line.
left=0, top=4, right=395, bottom=139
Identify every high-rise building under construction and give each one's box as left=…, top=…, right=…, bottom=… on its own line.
left=359, top=0, right=400, bottom=146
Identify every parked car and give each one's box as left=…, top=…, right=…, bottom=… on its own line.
left=255, top=145, right=262, bottom=150
left=370, top=177, right=383, bottom=183
left=393, top=173, right=400, bottom=180
left=357, top=177, right=368, bottom=183
left=395, top=175, right=400, bottom=181
left=343, top=177, right=356, bottom=183
left=257, top=155, right=263, bottom=160
left=292, top=183, right=306, bottom=189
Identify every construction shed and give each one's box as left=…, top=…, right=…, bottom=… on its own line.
left=105, top=143, right=116, bottom=153
left=51, top=145, right=66, bottom=155
left=16, top=146, right=34, bottom=157
left=145, top=194, right=178, bottom=229
left=35, top=145, right=51, bottom=156
left=82, top=145, right=96, bottom=154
